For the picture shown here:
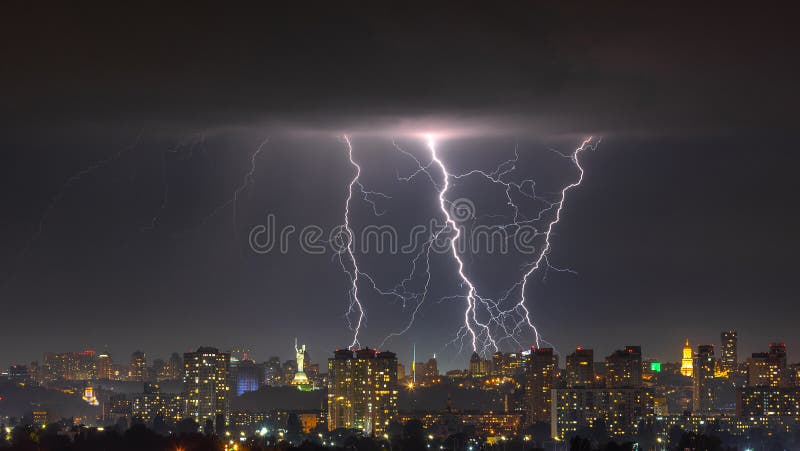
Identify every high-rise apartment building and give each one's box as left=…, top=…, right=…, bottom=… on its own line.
left=747, top=343, right=788, bottom=388
left=492, top=351, right=525, bottom=378
left=234, top=359, right=262, bottom=396
left=469, top=352, right=490, bottom=377
left=327, top=348, right=398, bottom=436
left=552, top=387, right=654, bottom=439
left=693, top=344, right=715, bottom=412
left=525, top=347, right=558, bottom=425
left=96, top=354, right=113, bottom=380
left=130, top=351, right=147, bottom=382
left=719, top=331, right=737, bottom=377
left=566, top=347, right=594, bottom=388
left=605, top=346, right=642, bottom=388
left=183, top=347, right=231, bottom=426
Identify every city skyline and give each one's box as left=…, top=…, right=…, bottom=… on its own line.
left=2, top=331, right=791, bottom=376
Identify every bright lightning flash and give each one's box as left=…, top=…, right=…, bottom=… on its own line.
left=340, top=134, right=598, bottom=354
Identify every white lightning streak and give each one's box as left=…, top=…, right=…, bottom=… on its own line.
left=336, top=135, right=597, bottom=354
left=428, top=137, right=497, bottom=352
left=516, top=137, right=597, bottom=347
left=341, top=135, right=365, bottom=349
left=389, top=136, right=597, bottom=353
left=193, top=137, right=269, bottom=235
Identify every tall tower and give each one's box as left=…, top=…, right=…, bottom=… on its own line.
left=719, top=331, right=737, bottom=377
left=693, top=344, right=715, bottom=412
left=681, top=339, right=694, bottom=377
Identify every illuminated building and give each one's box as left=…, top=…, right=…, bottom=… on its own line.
left=491, top=352, right=524, bottom=378
left=718, top=331, right=737, bottom=378
left=693, top=344, right=715, bottom=412
left=158, top=352, right=182, bottom=381
left=7, top=364, right=31, bottom=385
left=82, top=384, right=99, bottom=406
left=424, top=356, right=439, bottom=380
left=106, top=394, right=131, bottom=423
left=524, top=347, right=558, bottom=425
left=397, top=363, right=405, bottom=380
left=566, top=347, right=594, bottom=388
left=748, top=343, right=788, bottom=388
left=263, top=357, right=283, bottom=386
left=605, top=346, right=642, bottom=388
left=469, top=352, right=490, bottom=377
left=551, top=387, right=654, bottom=439
left=234, top=359, right=262, bottom=396
left=327, top=348, right=398, bottom=436
left=681, top=339, right=694, bottom=377
left=96, top=354, right=113, bottom=380
left=42, top=352, right=79, bottom=382
left=653, top=396, right=668, bottom=416
left=283, top=359, right=297, bottom=385
left=738, top=387, right=800, bottom=416
left=130, top=351, right=147, bottom=382
left=306, top=362, right=320, bottom=385
left=789, top=363, right=800, bottom=388
left=40, top=351, right=97, bottom=382
left=32, top=410, right=49, bottom=427
left=643, top=360, right=661, bottom=383
left=132, top=383, right=186, bottom=423
left=183, top=347, right=231, bottom=426
left=75, top=350, right=96, bottom=380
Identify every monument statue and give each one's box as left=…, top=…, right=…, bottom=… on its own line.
left=291, top=338, right=309, bottom=386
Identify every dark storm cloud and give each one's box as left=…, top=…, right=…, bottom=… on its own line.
left=1, top=3, right=799, bottom=370
left=2, top=3, right=796, bottom=137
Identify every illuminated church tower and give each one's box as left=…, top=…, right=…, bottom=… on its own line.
left=681, top=338, right=694, bottom=377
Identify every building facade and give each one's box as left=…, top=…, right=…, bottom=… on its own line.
left=566, top=347, right=594, bottom=388
left=183, top=347, right=231, bottom=426
left=719, top=331, right=738, bottom=377
left=681, top=339, right=694, bottom=378
left=327, top=348, right=398, bottom=436
left=551, top=387, right=654, bottom=439
left=693, top=344, right=715, bottom=412
left=524, top=347, right=558, bottom=425
left=605, top=346, right=642, bottom=388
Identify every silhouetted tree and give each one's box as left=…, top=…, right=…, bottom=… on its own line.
left=176, top=418, right=200, bottom=435
left=570, top=436, right=591, bottom=451
left=402, top=419, right=425, bottom=450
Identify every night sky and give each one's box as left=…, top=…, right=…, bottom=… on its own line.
left=1, top=3, right=798, bottom=371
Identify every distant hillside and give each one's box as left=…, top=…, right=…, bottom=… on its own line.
left=0, top=382, right=99, bottom=420
left=398, top=382, right=503, bottom=412
left=232, top=382, right=503, bottom=413
left=232, top=386, right=325, bottom=411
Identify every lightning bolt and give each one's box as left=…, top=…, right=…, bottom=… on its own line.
left=141, top=149, right=170, bottom=231
left=4, top=133, right=142, bottom=288
left=380, top=136, right=598, bottom=353
left=337, top=135, right=394, bottom=349
left=193, top=137, right=269, bottom=238
left=427, top=137, right=497, bottom=352
left=33, top=133, right=142, bottom=243
left=515, top=137, right=598, bottom=347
